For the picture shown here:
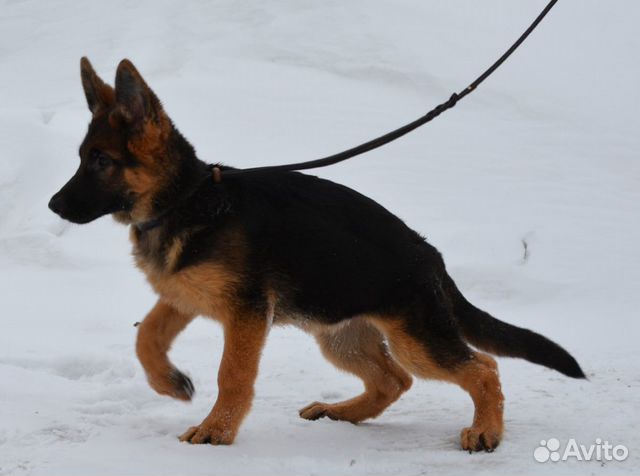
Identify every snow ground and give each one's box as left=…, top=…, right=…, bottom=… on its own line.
left=1, top=0, right=639, bottom=474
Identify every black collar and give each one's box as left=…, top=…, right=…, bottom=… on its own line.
left=135, top=213, right=167, bottom=233
left=136, top=218, right=162, bottom=233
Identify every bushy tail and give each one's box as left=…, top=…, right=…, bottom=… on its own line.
left=445, top=276, right=586, bottom=379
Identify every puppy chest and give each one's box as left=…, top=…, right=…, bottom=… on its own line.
left=142, top=262, right=239, bottom=319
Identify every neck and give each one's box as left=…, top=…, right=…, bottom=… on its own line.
left=135, top=128, right=210, bottom=233
left=135, top=211, right=169, bottom=233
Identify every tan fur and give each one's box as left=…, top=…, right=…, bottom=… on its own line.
left=299, top=319, right=412, bottom=423
left=141, top=262, right=242, bottom=320
left=127, top=119, right=171, bottom=164
left=456, top=353, right=504, bottom=451
left=136, top=300, right=196, bottom=400
left=369, top=318, right=454, bottom=380
left=164, top=235, right=186, bottom=272
left=124, top=119, right=173, bottom=224
left=370, top=317, right=504, bottom=451
left=179, top=314, right=269, bottom=444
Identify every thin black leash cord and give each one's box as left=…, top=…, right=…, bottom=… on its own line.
left=221, top=0, right=558, bottom=179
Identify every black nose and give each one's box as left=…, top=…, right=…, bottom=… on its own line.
left=48, top=194, right=64, bottom=215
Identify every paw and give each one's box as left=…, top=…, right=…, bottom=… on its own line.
left=299, top=401, right=357, bottom=423
left=460, top=426, right=502, bottom=452
left=179, top=422, right=235, bottom=445
left=299, top=401, right=332, bottom=421
left=148, top=368, right=194, bottom=401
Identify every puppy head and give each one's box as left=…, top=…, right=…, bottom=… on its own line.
left=49, top=57, right=175, bottom=225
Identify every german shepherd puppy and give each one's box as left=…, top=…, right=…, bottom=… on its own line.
left=49, top=58, right=585, bottom=452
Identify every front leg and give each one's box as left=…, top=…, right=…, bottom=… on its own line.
left=136, top=300, right=196, bottom=400
left=179, top=314, right=268, bottom=445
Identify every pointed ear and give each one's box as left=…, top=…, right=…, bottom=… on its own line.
left=80, top=57, right=114, bottom=114
left=114, top=59, right=163, bottom=126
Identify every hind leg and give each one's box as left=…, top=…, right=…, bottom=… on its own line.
left=456, top=353, right=504, bottom=452
left=372, top=317, right=504, bottom=452
left=299, top=319, right=413, bottom=424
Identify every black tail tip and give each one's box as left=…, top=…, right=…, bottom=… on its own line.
left=558, top=357, right=587, bottom=380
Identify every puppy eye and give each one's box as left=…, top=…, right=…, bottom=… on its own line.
left=98, top=154, right=113, bottom=167
left=90, top=149, right=113, bottom=168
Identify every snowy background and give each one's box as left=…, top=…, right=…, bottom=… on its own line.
left=1, top=1, right=639, bottom=474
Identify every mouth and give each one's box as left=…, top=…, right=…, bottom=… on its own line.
left=49, top=207, right=103, bottom=224
left=48, top=197, right=130, bottom=225
left=57, top=212, right=100, bottom=225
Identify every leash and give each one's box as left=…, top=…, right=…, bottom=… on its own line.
left=219, top=0, right=559, bottom=180
left=138, top=1, right=558, bottom=232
